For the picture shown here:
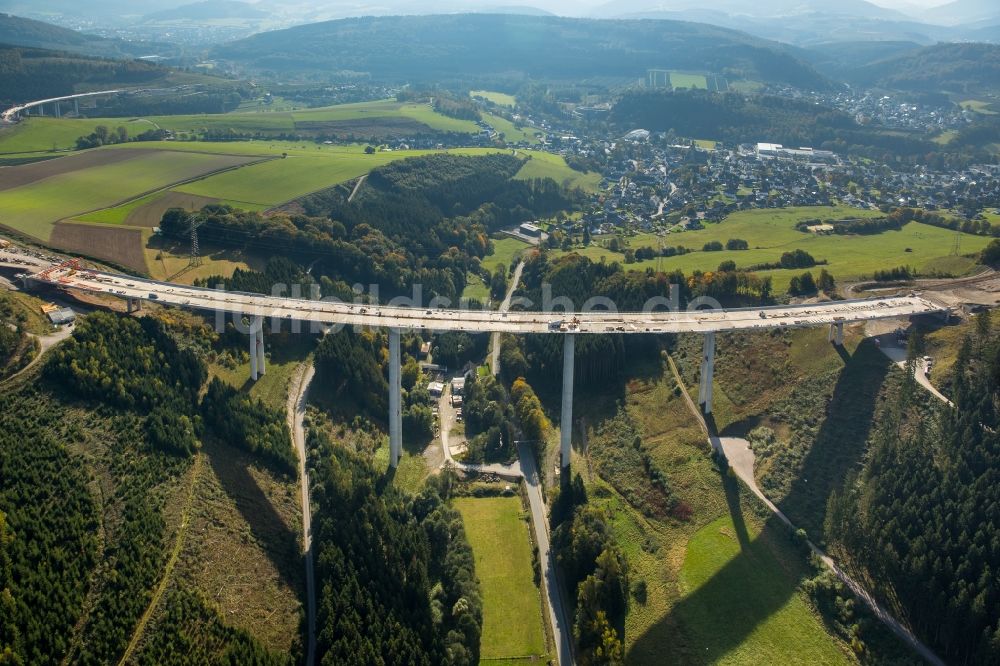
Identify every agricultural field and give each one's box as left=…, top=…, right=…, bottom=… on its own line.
left=570, top=206, right=990, bottom=291
left=0, top=100, right=482, bottom=154
left=0, top=149, right=258, bottom=240
left=471, top=90, right=517, bottom=107
left=453, top=496, right=547, bottom=662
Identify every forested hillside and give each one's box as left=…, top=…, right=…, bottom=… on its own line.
left=842, top=42, right=1000, bottom=94
left=826, top=316, right=1000, bottom=664
left=0, top=12, right=162, bottom=59
left=0, top=44, right=244, bottom=109
left=172, top=153, right=582, bottom=303
left=213, top=14, right=830, bottom=89
left=0, top=312, right=296, bottom=664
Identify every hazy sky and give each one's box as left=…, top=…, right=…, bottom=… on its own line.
left=865, top=0, right=949, bottom=7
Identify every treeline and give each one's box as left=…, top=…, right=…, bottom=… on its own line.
left=75, top=124, right=168, bottom=149
left=746, top=249, right=824, bottom=272
left=432, top=95, right=481, bottom=122
left=826, top=314, right=1000, bottom=664
left=893, top=207, right=999, bottom=237
left=796, top=208, right=1000, bottom=238
left=309, top=429, right=482, bottom=665
left=871, top=266, right=914, bottom=282
left=552, top=478, right=629, bottom=663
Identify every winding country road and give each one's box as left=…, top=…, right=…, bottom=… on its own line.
left=491, top=259, right=525, bottom=376
left=287, top=363, right=317, bottom=666
left=518, top=441, right=573, bottom=666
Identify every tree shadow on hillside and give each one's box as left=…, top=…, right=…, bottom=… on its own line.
left=204, top=438, right=302, bottom=590
left=776, top=338, right=892, bottom=540
left=627, top=474, right=806, bottom=665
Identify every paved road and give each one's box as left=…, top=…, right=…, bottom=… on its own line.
left=491, top=259, right=525, bottom=376
left=35, top=263, right=944, bottom=336
left=873, top=334, right=953, bottom=406
left=287, top=363, right=317, bottom=666
left=518, top=441, right=572, bottom=666
left=666, top=357, right=946, bottom=666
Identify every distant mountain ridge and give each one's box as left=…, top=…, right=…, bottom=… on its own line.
left=843, top=42, right=1000, bottom=94
left=213, top=13, right=832, bottom=89
left=0, top=12, right=170, bottom=58
left=142, top=0, right=269, bottom=21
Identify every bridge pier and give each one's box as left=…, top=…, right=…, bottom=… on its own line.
left=828, top=322, right=844, bottom=346
left=249, top=324, right=265, bottom=381
left=125, top=296, right=142, bottom=313
left=53, top=102, right=61, bottom=118
left=560, top=333, right=575, bottom=473
left=388, top=328, right=402, bottom=468
left=74, top=99, right=79, bottom=116
left=698, top=331, right=716, bottom=415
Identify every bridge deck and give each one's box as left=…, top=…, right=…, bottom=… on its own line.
left=30, top=265, right=944, bottom=334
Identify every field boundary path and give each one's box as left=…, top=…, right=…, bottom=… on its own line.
left=0, top=324, right=73, bottom=387
left=347, top=174, right=366, bottom=203
left=491, top=259, right=525, bottom=376
left=665, top=354, right=945, bottom=666
left=117, top=452, right=203, bottom=666
left=287, top=362, right=317, bottom=666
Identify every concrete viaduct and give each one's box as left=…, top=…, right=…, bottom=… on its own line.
left=1, top=90, right=123, bottom=122
left=30, top=261, right=944, bottom=472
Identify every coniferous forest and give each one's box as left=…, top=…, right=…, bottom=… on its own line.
left=826, top=315, right=1000, bottom=665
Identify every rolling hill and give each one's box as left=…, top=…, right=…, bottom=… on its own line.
left=0, top=12, right=168, bottom=58
left=843, top=42, right=1000, bottom=94
left=212, top=13, right=832, bottom=89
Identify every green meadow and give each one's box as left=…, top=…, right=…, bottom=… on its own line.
left=471, top=90, right=517, bottom=107
left=454, top=497, right=547, bottom=661
left=515, top=150, right=602, bottom=192
left=569, top=206, right=990, bottom=290
left=670, top=72, right=709, bottom=89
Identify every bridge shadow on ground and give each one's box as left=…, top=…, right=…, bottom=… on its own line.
left=204, top=437, right=302, bottom=590
left=627, top=345, right=891, bottom=663
left=626, top=471, right=811, bottom=665
left=776, top=338, right=892, bottom=539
